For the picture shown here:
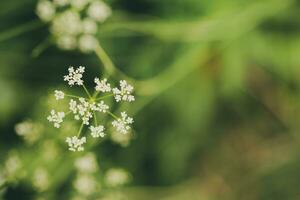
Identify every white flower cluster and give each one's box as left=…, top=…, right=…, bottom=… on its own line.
left=90, top=125, right=105, bottom=138
left=54, top=90, right=65, bottom=100
left=64, top=66, right=85, bottom=86
left=15, top=120, right=44, bottom=144
left=32, top=168, right=50, bottom=191
left=73, top=153, right=99, bottom=197
left=36, top=0, right=112, bottom=52
left=94, top=78, right=111, bottom=92
left=113, top=80, right=135, bottom=102
left=75, top=153, right=98, bottom=173
left=47, top=66, right=135, bottom=151
left=112, top=112, right=134, bottom=134
left=47, top=110, right=65, bottom=128
left=104, top=168, right=130, bottom=187
left=66, top=136, right=87, bottom=151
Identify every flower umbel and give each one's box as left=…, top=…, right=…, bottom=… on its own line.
left=112, top=112, right=133, bottom=134
left=66, top=136, right=87, bottom=151
left=112, top=80, right=135, bottom=102
left=54, top=90, right=65, bottom=100
left=48, top=66, right=135, bottom=151
left=36, top=0, right=112, bottom=53
left=47, top=110, right=65, bottom=128
left=90, top=125, right=105, bottom=138
left=64, top=66, right=85, bottom=86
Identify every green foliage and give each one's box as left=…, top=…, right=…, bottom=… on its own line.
left=1, top=0, right=300, bottom=199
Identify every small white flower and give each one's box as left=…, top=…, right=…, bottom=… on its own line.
left=32, top=168, right=50, bottom=191
left=111, top=130, right=132, bottom=147
left=94, top=78, right=111, bottom=92
left=36, top=0, right=56, bottom=22
left=56, top=35, right=77, bottom=50
left=69, top=98, right=95, bottom=125
left=82, top=18, right=98, bottom=34
left=87, top=0, right=112, bottom=23
left=112, top=112, right=133, bottom=134
left=66, top=136, right=86, bottom=151
left=91, top=101, right=109, bottom=113
left=73, top=174, right=97, bottom=195
left=54, top=90, right=65, bottom=100
left=4, top=152, right=22, bottom=179
left=112, top=80, right=135, bottom=102
left=90, top=125, right=105, bottom=138
left=47, top=110, right=65, bottom=128
left=78, top=34, right=98, bottom=53
left=69, top=99, right=77, bottom=113
left=50, top=10, right=82, bottom=36
left=15, top=120, right=43, bottom=144
left=64, top=66, right=85, bottom=86
left=74, top=153, right=98, bottom=173
left=104, top=168, right=130, bottom=187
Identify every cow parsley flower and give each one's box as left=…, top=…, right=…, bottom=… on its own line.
left=82, top=19, right=98, bottom=34
left=111, top=130, right=132, bottom=147
left=75, top=153, right=98, bottom=173
left=54, top=90, right=65, bottom=100
left=112, top=80, right=135, bottom=102
left=78, top=34, right=98, bottom=53
left=47, top=110, right=65, bottom=128
left=36, top=0, right=56, bottom=22
left=90, top=125, right=105, bottom=138
left=15, top=120, right=44, bottom=144
left=66, top=136, right=87, bottom=151
left=48, top=66, right=135, bottom=151
left=93, top=101, right=109, bottom=113
left=57, top=35, right=77, bottom=50
left=87, top=1, right=111, bottom=22
left=104, top=168, right=130, bottom=187
left=32, top=168, right=50, bottom=192
left=36, top=0, right=112, bottom=53
left=73, top=174, right=97, bottom=195
left=95, top=78, right=111, bottom=92
left=112, top=112, right=133, bottom=134
left=64, top=66, right=85, bottom=86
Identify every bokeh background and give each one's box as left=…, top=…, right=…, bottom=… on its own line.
left=1, top=0, right=300, bottom=199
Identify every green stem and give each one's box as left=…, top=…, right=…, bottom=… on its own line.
left=107, top=111, right=118, bottom=120
left=65, top=111, right=72, bottom=116
left=94, top=42, right=135, bottom=82
left=65, top=94, right=87, bottom=100
left=31, top=36, right=52, bottom=57
left=0, top=19, right=44, bottom=43
left=82, top=84, right=92, bottom=99
left=95, top=93, right=113, bottom=101
left=77, top=122, right=84, bottom=137
left=93, top=111, right=98, bottom=126
left=94, top=42, right=116, bottom=76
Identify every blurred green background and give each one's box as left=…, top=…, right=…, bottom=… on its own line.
left=1, top=0, right=300, bottom=199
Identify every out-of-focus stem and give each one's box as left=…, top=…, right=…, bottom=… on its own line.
left=0, top=19, right=44, bottom=43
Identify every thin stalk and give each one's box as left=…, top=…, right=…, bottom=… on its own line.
left=65, top=94, right=86, bottom=99
left=95, top=93, right=113, bottom=101
left=0, top=20, right=44, bottom=43
left=93, top=111, right=98, bottom=126
left=82, top=84, right=92, bottom=99
left=107, top=111, right=118, bottom=120
left=31, top=37, right=52, bottom=57
left=94, top=42, right=135, bottom=82
left=77, top=122, right=84, bottom=137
